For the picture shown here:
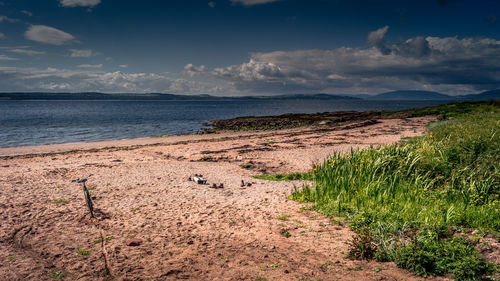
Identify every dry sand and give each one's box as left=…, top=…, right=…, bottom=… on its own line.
left=0, top=116, right=451, bottom=281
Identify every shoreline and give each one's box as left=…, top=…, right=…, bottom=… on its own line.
left=0, top=122, right=381, bottom=159
left=0, top=108, right=411, bottom=158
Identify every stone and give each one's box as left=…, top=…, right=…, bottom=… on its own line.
left=125, top=238, right=142, bottom=246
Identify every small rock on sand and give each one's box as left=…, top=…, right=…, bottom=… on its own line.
left=125, top=238, right=143, bottom=246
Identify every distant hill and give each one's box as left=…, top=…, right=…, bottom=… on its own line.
left=244, top=93, right=360, bottom=100
left=0, top=90, right=498, bottom=101
left=0, top=92, right=360, bottom=101
left=364, top=90, right=454, bottom=100
left=0, top=92, right=218, bottom=100
left=457, top=89, right=500, bottom=101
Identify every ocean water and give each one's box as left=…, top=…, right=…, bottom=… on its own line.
left=0, top=99, right=449, bottom=148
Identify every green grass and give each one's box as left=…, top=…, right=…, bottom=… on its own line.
left=269, top=263, right=283, bottom=269
left=52, top=199, right=69, bottom=205
left=76, top=249, right=91, bottom=255
left=290, top=102, right=500, bottom=280
left=402, top=100, right=500, bottom=119
left=93, top=236, right=112, bottom=244
left=277, top=214, right=291, bottom=221
left=48, top=272, right=65, bottom=279
left=254, top=172, right=313, bottom=181
left=281, top=228, right=292, bottom=238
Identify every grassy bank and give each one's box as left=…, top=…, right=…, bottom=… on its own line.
left=287, top=101, right=499, bottom=280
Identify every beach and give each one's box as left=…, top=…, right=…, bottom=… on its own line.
left=0, top=115, right=448, bottom=280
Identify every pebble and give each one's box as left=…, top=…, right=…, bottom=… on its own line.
left=125, top=238, right=143, bottom=246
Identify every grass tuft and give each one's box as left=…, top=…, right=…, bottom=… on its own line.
left=276, top=214, right=291, bottom=221
left=49, top=272, right=65, bottom=279
left=93, top=236, right=112, bottom=244
left=76, top=249, right=91, bottom=255
left=280, top=228, right=292, bottom=238
left=52, top=199, right=69, bottom=205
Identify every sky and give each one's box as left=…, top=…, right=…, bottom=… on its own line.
left=0, top=0, right=499, bottom=96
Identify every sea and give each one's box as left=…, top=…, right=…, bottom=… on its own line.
left=0, top=99, right=450, bottom=148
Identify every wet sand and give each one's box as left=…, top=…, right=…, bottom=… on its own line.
left=0, top=116, right=450, bottom=280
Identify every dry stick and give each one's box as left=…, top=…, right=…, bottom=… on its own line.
left=96, top=221, right=113, bottom=277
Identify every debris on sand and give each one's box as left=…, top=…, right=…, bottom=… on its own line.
left=210, top=183, right=224, bottom=189
left=193, top=174, right=207, bottom=184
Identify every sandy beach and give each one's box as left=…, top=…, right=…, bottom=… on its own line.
left=0, top=116, right=450, bottom=281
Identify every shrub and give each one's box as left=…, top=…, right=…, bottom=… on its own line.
left=347, top=229, right=377, bottom=260
left=394, top=237, right=494, bottom=280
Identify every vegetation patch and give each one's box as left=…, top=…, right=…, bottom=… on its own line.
left=48, top=272, right=65, bottom=279
left=93, top=236, right=112, bottom=244
left=52, top=199, right=69, bottom=205
left=280, top=228, right=292, bottom=238
left=76, top=249, right=91, bottom=255
left=269, top=263, right=283, bottom=270
left=276, top=214, right=291, bottom=221
left=241, top=163, right=255, bottom=170
left=393, top=236, right=494, bottom=279
left=290, top=101, right=500, bottom=280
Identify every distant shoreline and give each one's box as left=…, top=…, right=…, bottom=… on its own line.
left=0, top=89, right=498, bottom=101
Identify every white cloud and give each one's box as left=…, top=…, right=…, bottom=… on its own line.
left=183, top=64, right=207, bottom=77
left=0, top=67, right=227, bottom=94
left=0, top=55, right=18, bottom=61
left=70, top=49, right=92, bottom=57
left=7, top=48, right=45, bottom=55
left=21, top=10, right=33, bottom=17
left=59, top=0, right=101, bottom=8
left=231, top=0, right=280, bottom=6
left=119, top=64, right=128, bottom=68
left=24, top=25, right=75, bottom=45
left=0, top=15, right=19, bottom=23
left=77, top=64, right=103, bottom=68
left=367, top=26, right=390, bottom=55
left=208, top=1, right=216, bottom=8
left=0, top=32, right=5, bottom=39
